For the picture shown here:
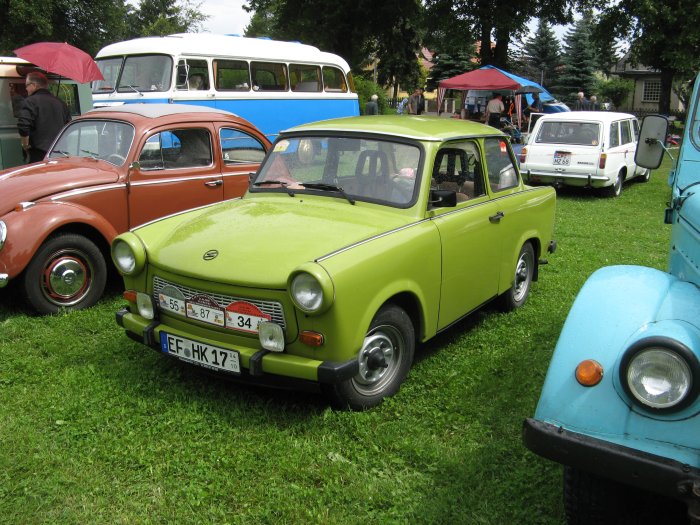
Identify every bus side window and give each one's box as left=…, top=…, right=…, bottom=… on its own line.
left=323, top=66, right=347, bottom=92
left=214, top=59, right=251, bottom=91
left=290, top=64, right=321, bottom=92
left=176, top=59, right=209, bottom=91
left=251, top=62, right=288, bottom=91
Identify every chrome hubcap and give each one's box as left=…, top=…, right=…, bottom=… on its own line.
left=44, top=254, right=90, bottom=304
left=513, top=253, right=531, bottom=302
left=354, top=326, right=402, bottom=393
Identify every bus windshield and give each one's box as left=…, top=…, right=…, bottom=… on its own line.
left=115, top=55, right=172, bottom=93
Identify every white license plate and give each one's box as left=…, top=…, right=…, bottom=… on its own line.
left=160, top=332, right=240, bottom=374
left=553, top=152, right=571, bottom=165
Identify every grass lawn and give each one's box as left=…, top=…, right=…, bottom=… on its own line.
left=0, top=158, right=673, bottom=524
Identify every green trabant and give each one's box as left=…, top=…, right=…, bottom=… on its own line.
left=112, top=115, right=557, bottom=409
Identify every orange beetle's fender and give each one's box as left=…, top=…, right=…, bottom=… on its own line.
left=0, top=201, right=121, bottom=280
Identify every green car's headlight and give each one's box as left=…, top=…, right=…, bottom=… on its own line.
left=289, top=264, right=334, bottom=315
left=111, top=233, right=146, bottom=276
left=621, top=338, right=698, bottom=411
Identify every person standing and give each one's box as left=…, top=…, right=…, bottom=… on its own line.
left=17, top=72, right=71, bottom=163
left=573, top=91, right=590, bottom=111
left=589, top=95, right=601, bottom=111
left=364, top=94, right=379, bottom=115
left=526, top=92, right=543, bottom=114
left=408, top=88, right=420, bottom=115
left=484, top=93, right=505, bottom=128
left=417, top=88, right=425, bottom=115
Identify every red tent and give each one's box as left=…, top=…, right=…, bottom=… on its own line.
left=438, top=67, right=521, bottom=92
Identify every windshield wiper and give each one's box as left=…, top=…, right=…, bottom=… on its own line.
left=252, top=179, right=296, bottom=197
left=301, top=183, right=356, bottom=205
left=49, top=150, right=70, bottom=157
left=121, top=84, right=143, bottom=96
left=81, top=149, right=99, bottom=159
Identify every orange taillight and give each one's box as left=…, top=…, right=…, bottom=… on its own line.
left=599, top=153, right=607, bottom=169
left=575, top=359, right=604, bottom=386
left=519, top=147, right=528, bottom=164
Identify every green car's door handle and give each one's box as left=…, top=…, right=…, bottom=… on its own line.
left=489, top=211, right=504, bottom=223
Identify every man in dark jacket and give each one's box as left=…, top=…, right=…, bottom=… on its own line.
left=17, top=72, right=71, bottom=163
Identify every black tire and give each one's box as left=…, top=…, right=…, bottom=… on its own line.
left=324, top=304, right=415, bottom=410
left=498, top=242, right=535, bottom=312
left=601, top=172, right=623, bottom=197
left=22, top=233, right=107, bottom=314
left=563, top=467, right=688, bottom=525
left=637, top=168, right=651, bottom=183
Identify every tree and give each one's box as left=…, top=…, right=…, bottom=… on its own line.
left=425, top=49, right=476, bottom=92
left=596, top=0, right=700, bottom=114
left=556, top=14, right=597, bottom=104
left=243, top=0, right=424, bottom=97
left=424, top=0, right=580, bottom=70
left=521, top=20, right=561, bottom=88
left=0, top=0, right=206, bottom=57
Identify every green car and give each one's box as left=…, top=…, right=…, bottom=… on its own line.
left=113, top=115, right=557, bottom=409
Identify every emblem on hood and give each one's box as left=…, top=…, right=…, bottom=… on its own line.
left=203, top=250, right=219, bottom=260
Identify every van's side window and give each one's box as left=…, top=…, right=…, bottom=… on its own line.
left=214, top=60, right=251, bottom=91
left=251, top=62, right=288, bottom=91
left=290, top=64, right=322, bottom=92
left=322, top=66, right=347, bottom=92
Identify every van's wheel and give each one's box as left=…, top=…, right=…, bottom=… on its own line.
left=601, top=172, right=623, bottom=197
left=22, top=233, right=107, bottom=315
left=324, top=305, right=415, bottom=410
left=563, top=467, right=687, bottom=525
left=498, top=242, right=535, bottom=312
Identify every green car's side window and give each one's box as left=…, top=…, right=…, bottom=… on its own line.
left=432, top=142, right=485, bottom=202
left=483, top=137, right=519, bottom=192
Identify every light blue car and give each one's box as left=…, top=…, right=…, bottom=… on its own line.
left=523, top=75, right=700, bottom=524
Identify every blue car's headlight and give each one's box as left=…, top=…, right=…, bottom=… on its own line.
left=621, top=337, right=699, bottom=411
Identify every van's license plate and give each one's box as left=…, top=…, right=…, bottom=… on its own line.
left=553, top=151, right=571, bottom=165
left=160, top=332, right=240, bottom=374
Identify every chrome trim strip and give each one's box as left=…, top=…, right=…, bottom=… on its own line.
left=316, top=220, right=428, bottom=261
left=50, top=183, right=127, bottom=201
left=129, top=174, right=220, bottom=187
left=527, top=170, right=606, bottom=181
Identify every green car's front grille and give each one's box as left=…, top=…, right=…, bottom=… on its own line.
left=152, top=276, right=287, bottom=330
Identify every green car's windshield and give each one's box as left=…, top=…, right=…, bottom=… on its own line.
left=49, top=120, right=135, bottom=166
left=253, top=136, right=421, bottom=206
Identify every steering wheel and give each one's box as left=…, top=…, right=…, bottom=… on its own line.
left=106, top=154, right=126, bottom=165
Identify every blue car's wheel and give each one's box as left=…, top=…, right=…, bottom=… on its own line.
left=564, top=467, right=687, bottom=525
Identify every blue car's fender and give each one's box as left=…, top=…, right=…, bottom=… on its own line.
left=533, top=264, right=700, bottom=465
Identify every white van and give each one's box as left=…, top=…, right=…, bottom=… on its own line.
left=0, top=57, right=93, bottom=170
left=519, top=111, right=650, bottom=197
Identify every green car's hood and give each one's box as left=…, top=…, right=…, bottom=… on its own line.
left=139, top=195, right=413, bottom=288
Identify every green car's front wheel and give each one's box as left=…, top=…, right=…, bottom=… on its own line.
left=324, top=304, right=415, bottom=410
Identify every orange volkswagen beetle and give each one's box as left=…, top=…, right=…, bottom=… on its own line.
left=0, top=104, right=270, bottom=314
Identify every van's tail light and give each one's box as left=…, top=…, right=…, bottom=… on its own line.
left=599, top=153, right=607, bottom=169
left=519, top=147, right=528, bottom=164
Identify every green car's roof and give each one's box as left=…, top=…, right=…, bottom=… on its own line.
left=282, top=115, right=504, bottom=142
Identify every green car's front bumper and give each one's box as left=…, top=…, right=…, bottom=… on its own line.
left=116, top=308, right=359, bottom=387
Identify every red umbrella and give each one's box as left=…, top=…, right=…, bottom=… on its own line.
left=13, top=42, right=104, bottom=83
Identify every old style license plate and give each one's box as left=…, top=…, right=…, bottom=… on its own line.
left=160, top=332, right=240, bottom=374
left=553, top=151, right=571, bottom=165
